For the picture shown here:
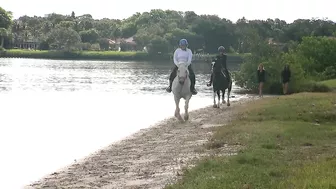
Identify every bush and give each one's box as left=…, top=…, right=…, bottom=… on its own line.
left=81, top=43, right=91, bottom=50
left=90, top=43, right=100, bottom=51
left=234, top=43, right=289, bottom=94
left=319, top=79, right=336, bottom=89
left=234, top=36, right=336, bottom=94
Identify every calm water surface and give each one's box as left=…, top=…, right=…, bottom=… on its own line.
left=0, top=58, right=247, bottom=189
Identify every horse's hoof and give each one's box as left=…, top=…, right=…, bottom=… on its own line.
left=184, top=114, right=189, bottom=121
left=222, top=101, right=226, bottom=104
left=227, top=103, right=231, bottom=107
left=213, top=104, right=217, bottom=108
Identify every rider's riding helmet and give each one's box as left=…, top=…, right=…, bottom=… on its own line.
left=179, top=39, right=188, bottom=47
left=218, top=46, right=225, bottom=53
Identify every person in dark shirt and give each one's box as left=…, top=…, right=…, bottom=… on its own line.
left=257, top=63, right=266, bottom=97
left=281, top=64, right=291, bottom=95
left=206, top=46, right=231, bottom=86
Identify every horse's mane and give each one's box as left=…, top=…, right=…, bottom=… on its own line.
left=177, top=62, right=189, bottom=68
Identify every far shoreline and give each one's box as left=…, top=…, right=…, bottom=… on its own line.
left=0, top=49, right=245, bottom=63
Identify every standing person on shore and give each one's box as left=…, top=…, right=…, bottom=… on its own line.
left=165, top=39, right=197, bottom=95
left=257, top=63, right=266, bottom=97
left=281, top=64, right=291, bottom=95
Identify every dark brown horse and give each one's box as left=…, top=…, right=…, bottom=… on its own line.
left=211, top=60, right=232, bottom=108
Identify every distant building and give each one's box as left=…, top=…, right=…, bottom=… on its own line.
left=13, top=39, right=39, bottom=50
left=108, top=36, right=137, bottom=51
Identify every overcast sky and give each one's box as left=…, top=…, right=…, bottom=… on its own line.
left=2, top=0, right=335, bottom=23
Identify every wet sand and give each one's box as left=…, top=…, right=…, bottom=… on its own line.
left=26, top=97, right=258, bottom=189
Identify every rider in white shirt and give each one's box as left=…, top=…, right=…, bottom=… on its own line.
left=166, top=39, right=197, bottom=95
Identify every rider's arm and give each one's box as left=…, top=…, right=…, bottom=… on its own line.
left=173, top=49, right=179, bottom=65
left=187, top=49, right=192, bottom=65
left=223, top=55, right=227, bottom=69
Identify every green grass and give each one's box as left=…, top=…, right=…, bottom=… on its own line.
left=166, top=93, right=336, bottom=189
left=319, top=79, right=336, bottom=89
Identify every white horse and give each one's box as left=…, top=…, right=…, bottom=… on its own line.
left=172, top=63, right=192, bottom=121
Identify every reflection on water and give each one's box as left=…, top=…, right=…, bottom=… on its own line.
left=0, top=58, right=241, bottom=95
left=0, top=58, right=244, bottom=189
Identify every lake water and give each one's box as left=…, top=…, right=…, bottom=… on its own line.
left=0, top=58, right=247, bottom=189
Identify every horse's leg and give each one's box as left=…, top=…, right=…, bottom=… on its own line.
left=184, top=96, right=190, bottom=121
left=174, top=96, right=183, bottom=121
left=213, top=90, right=217, bottom=108
left=217, top=90, right=220, bottom=108
left=222, top=89, right=226, bottom=104
left=227, top=83, right=231, bottom=107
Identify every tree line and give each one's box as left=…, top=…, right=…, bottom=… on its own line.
left=1, top=7, right=336, bottom=54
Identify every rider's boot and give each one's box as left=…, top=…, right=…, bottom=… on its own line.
left=188, top=65, right=197, bottom=95
left=166, top=80, right=172, bottom=93
left=190, top=74, right=197, bottom=95
left=166, top=66, right=177, bottom=93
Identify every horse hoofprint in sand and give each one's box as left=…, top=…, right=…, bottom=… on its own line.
left=172, top=62, right=192, bottom=121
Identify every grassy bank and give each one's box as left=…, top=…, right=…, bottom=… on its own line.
left=0, top=49, right=245, bottom=62
left=166, top=93, right=336, bottom=189
left=319, top=79, right=336, bottom=89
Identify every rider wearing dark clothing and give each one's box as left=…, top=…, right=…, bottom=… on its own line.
left=207, top=46, right=231, bottom=86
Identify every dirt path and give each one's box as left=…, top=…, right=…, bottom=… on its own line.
left=26, top=97, right=257, bottom=189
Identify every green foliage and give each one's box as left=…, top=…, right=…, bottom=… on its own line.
left=2, top=7, right=335, bottom=53
left=98, top=38, right=110, bottom=50
left=47, top=27, right=81, bottom=51
left=293, top=36, right=336, bottom=80
left=234, top=36, right=335, bottom=94
left=319, top=79, right=336, bottom=89
left=79, top=29, right=99, bottom=43
left=0, top=7, right=12, bottom=29
left=147, top=36, right=169, bottom=54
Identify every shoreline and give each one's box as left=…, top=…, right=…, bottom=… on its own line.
left=25, top=96, right=258, bottom=189
left=0, top=50, right=245, bottom=63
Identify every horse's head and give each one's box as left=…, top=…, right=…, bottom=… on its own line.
left=177, top=63, right=189, bottom=85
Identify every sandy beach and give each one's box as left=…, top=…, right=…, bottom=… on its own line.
left=26, top=97, right=257, bottom=189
